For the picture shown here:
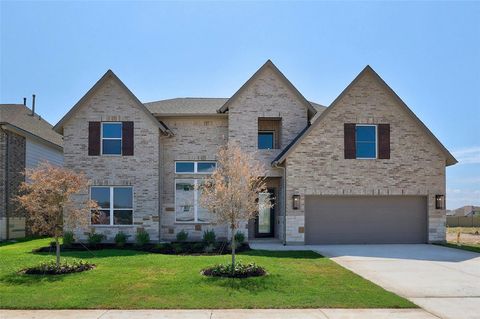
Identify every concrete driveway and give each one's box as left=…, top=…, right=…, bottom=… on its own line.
left=251, top=243, right=480, bottom=319
left=312, top=244, right=480, bottom=319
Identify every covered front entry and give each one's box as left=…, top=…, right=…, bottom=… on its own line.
left=305, top=195, right=428, bottom=244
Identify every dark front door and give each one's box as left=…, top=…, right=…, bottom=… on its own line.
left=255, top=188, right=275, bottom=238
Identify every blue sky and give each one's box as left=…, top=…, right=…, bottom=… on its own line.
left=1, top=1, right=479, bottom=209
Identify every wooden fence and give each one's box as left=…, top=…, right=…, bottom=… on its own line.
left=446, top=216, right=480, bottom=227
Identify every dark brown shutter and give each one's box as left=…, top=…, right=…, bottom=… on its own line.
left=88, top=122, right=101, bottom=156
left=378, top=124, right=390, bottom=159
left=122, top=121, right=134, bottom=156
left=344, top=123, right=356, bottom=159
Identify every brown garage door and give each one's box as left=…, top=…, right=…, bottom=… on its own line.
left=305, top=196, right=428, bottom=244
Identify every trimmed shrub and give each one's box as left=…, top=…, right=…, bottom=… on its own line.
left=62, top=231, right=75, bottom=247
left=22, top=259, right=95, bottom=275
left=135, top=230, right=150, bottom=246
left=203, top=229, right=216, bottom=245
left=234, top=232, right=245, bottom=245
left=202, top=262, right=266, bottom=278
left=114, top=231, right=129, bottom=247
left=87, top=232, right=106, bottom=247
left=172, top=242, right=184, bottom=254
left=176, top=230, right=188, bottom=242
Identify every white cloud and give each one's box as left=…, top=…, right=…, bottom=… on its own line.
left=452, top=146, right=480, bottom=164
left=447, top=188, right=480, bottom=209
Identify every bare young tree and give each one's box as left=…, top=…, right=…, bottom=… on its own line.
left=16, top=162, right=97, bottom=267
left=199, top=142, right=271, bottom=269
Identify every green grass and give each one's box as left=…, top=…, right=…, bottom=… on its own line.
left=442, top=243, right=480, bottom=253
left=0, top=238, right=415, bottom=309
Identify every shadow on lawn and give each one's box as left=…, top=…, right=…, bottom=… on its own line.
left=31, top=248, right=150, bottom=259
left=239, top=250, right=324, bottom=259
left=0, top=271, right=67, bottom=286
left=203, top=274, right=279, bottom=293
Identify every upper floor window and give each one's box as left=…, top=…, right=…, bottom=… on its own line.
left=258, top=131, right=274, bottom=149
left=258, top=118, right=281, bottom=149
left=88, top=121, right=134, bottom=156
left=175, top=161, right=216, bottom=174
left=101, top=122, right=122, bottom=155
left=90, top=186, right=133, bottom=226
left=355, top=125, right=377, bottom=159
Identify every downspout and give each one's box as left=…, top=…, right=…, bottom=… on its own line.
left=1, top=126, right=10, bottom=240
left=273, top=161, right=287, bottom=246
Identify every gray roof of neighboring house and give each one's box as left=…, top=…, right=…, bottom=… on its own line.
left=144, top=97, right=326, bottom=116
left=0, top=104, right=63, bottom=148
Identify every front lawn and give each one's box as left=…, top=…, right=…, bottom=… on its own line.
left=0, top=238, right=415, bottom=309
left=441, top=243, right=480, bottom=253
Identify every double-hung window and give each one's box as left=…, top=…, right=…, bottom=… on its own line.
left=355, top=125, right=377, bottom=159
left=101, top=122, right=122, bottom=155
left=174, top=161, right=215, bottom=223
left=91, top=186, right=133, bottom=225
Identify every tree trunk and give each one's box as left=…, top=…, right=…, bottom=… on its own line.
left=231, top=225, right=236, bottom=273
left=55, top=236, right=61, bottom=268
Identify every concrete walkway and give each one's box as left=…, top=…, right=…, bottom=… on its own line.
left=251, top=243, right=480, bottom=319
left=1, top=309, right=438, bottom=319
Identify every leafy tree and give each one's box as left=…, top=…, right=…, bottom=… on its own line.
left=200, top=142, right=271, bottom=269
left=16, top=163, right=97, bottom=267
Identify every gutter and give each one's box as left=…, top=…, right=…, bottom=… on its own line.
left=272, top=161, right=287, bottom=246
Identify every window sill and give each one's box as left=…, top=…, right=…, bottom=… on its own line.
left=90, top=225, right=135, bottom=228
left=174, top=222, right=212, bottom=225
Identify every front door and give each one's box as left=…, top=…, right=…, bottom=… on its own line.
left=255, top=188, right=275, bottom=238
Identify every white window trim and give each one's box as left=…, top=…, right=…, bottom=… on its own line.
left=258, top=130, right=275, bottom=150
left=101, top=122, right=122, bottom=156
left=90, top=186, right=134, bottom=226
left=355, top=124, right=378, bottom=159
left=175, top=161, right=217, bottom=174
left=174, top=179, right=210, bottom=224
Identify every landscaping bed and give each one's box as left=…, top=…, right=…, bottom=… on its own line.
left=33, top=241, right=251, bottom=255
left=21, top=260, right=95, bottom=275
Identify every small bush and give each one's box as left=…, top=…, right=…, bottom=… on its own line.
left=176, top=230, right=189, bottom=242
left=203, top=229, right=216, bottom=245
left=192, top=242, right=206, bottom=252
left=22, top=259, right=95, bottom=275
left=172, top=242, right=184, bottom=254
left=135, top=230, right=150, bottom=246
left=202, top=262, right=266, bottom=278
left=153, top=243, right=174, bottom=253
left=87, top=232, right=106, bottom=247
left=62, top=231, right=75, bottom=247
left=114, top=231, right=129, bottom=247
left=234, top=232, right=245, bottom=245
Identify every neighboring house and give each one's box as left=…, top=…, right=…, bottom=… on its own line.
left=0, top=102, right=63, bottom=240
left=54, top=60, right=457, bottom=244
left=450, top=206, right=480, bottom=217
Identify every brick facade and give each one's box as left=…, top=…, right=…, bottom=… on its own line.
left=63, top=76, right=161, bottom=241
left=284, top=70, right=447, bottom=243
left=59, top=64, right=452, bottom=244
left=0, top=131, right=26, bottom=239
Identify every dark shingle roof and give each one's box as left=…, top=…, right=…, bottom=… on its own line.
left=144, top=98, right=229, bottom=115
left=0, top=104, right=63, bottom=147
left=144, top=97, right=326, bottom=116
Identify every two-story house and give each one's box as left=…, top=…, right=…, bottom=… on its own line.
left=54, top=60, right=457, bottom=244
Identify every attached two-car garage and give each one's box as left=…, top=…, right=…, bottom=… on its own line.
left=305, top=196, right=428, bottom=244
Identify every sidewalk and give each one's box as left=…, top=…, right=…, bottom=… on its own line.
left=2, top=309, right=439, bottom=319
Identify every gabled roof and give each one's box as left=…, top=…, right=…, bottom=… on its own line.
left=273, top=65, right=458, bottom=166
left=218, top=60, right=318, bottom=119
left=0, top=104, right=63, bottom=148
left=54, top=70, right=170, bottom=135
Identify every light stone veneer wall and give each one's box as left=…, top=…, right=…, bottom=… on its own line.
left=158, top=116, right=231, bottom=240
left=63, top=77, right=161, bottom=242
left=285, top=71, right=447, bottom=243
left=227, top=65, right=309, bottom=177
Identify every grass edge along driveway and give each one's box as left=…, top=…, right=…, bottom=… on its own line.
left=0, top=238, right=416, bottom=309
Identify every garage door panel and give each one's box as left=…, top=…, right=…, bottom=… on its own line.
left=305, top=196, right=427, bottom=244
